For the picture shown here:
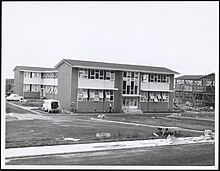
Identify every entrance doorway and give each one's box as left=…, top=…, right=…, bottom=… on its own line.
left=122, top=97, right=138, bottom=110
left=40, top=88, right=45, bottom=98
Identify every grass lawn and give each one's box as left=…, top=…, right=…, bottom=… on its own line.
left=5, top=102, right=215, bottom=148
left=6, top=115, right=157, bottom=148
left=6, top=113, right=214, bottom=148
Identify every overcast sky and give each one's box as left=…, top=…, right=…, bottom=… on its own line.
left=2, top=1, right=219, bottom=78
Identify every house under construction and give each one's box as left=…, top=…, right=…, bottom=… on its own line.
left=174, top=73, right=215, bottom=109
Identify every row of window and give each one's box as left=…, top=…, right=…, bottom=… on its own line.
left=78, top=89, right=114, bottom=101
left=123, top=71, right=139, bottom=95
left=24, top=72, right=58, bottom=79
left=79, top=69, right=171, bottom=84
left=176, top=80, right=213, bottom=86
left=79, top=69, right=115, bottom=80
left=142, top=73, right=170, bottom=83
left=140, top=91, right=169, bottom=102
left=123, top=71, right=139, bottom=78
left=42, top=73, right=58, bottom=79
left=23, top=84, right=58, bottom=94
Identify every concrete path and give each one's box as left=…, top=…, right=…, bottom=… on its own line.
left=167, top=115, right=215, bottom=122
left=5, top=137, right=214, bottom=159
left=91, top=118, right=205, bottom=133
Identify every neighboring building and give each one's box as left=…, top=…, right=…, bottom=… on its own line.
left=13, top=66, right=58, bottom=99
left=5, top=78, right=14, bottom=96
left=55, top=59, right=179, bottom=112
left=175, top=73, right=215, bottom=108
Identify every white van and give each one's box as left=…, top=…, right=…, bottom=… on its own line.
left=42, top=99, right=60, bottom=113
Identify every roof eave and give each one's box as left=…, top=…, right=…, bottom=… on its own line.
left=13, top=66, right=18, bottom=71
left=70, top=64, right=179, bottom=75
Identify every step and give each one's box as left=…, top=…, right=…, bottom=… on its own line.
left=123, top=109, right=143, bottom=114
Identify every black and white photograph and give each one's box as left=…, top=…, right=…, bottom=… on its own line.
left=1, top=1, right=219, bottom=170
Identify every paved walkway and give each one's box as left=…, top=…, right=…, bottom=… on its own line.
left=91, top=118, right=205, bottom=133
left=167, top=115, right=214, bottom=122
left=5, top=136, right=214, bottom=159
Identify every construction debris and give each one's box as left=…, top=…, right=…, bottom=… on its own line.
left=204, top=130, right=214, bottom=140
left=166, top=134, right=177, bottom=144
left=96, top=133, right=111, bottom=139
left=97, top=114, right=106, bottom=119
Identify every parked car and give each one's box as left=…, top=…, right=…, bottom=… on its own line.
left=42, top=99, right=60, bottom=113
left=6, top=94, right=24, bottom=102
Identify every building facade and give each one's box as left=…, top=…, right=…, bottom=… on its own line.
left=175, top=73, right=215, bottom=108
left=55, top=59, right=179, bottom=112
left=13, top=66, right=58, bottom=99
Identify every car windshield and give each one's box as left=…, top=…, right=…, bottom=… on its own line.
left=51, top=102, right=59, bottom=109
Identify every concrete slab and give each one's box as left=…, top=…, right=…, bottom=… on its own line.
left=5, top=137, right=214, bottom=159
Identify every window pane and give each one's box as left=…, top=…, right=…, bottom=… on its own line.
left=131, top=81, right=134, bottom=90
left=135, top=86, right=138, bottom=94
left=90, top=70, right=95, bottom=79
left=127, top=85, right=130, bottom=94
left=123, top=72, right=126, bottom=77
left=100, top=70, right=104, bottom=79
left=110, top=72, right=115, bottom=80
left=95, top=70, right=99, bottom=79
left=98, top=90, right=103, bottom=98
left=123, top=81, right=126, bottom=89
left=110, top=90, right=114, bottom=101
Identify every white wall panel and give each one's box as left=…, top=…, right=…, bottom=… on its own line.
left=78, top=79, right=115, bottom=89
left=141, top=82, right=169, bottom=91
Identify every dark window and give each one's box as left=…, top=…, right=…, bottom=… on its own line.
left=95, top=72, right=99, bottom=79
left=135, top=86, right=138, bottom=94
left=123, top=72, right=126, bottom=77
left=30, top=84, right=32, bottom=91
left=103, top=90, right=106, bottom=100
left=110, top=93, right=114, bottom=101
left=87, top=89, right=90, bottom=100
left=30, top=72, right=32, bottom=78
left=104, top=70, right=106, bottom=80
left=51, top=102, right=59, bottom=109
left=131, top=72, right=134, bottom=78
left=90, top=70, right=95, bottom=79
left=131, top=81, right=134, bottom=90
left=123, top=81, right=126, bottom=89
left=100, top=70, right=104, bottom=79
left=88, top=69, right=90, bottom=79
left=127, top=85, right=130, bottom=94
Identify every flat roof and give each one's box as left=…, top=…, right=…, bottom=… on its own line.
left=175, top=75, right=205, bottom=80
left=55, top=59, right=179, bottom=74
left=176, top=73, right=215, bottom=80
left=13, top=66, right=57, bottom=72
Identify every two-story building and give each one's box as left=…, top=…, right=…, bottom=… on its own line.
left=55, top=59, right=179, bottom=113
left=13, top=66, right=58, bottom=99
